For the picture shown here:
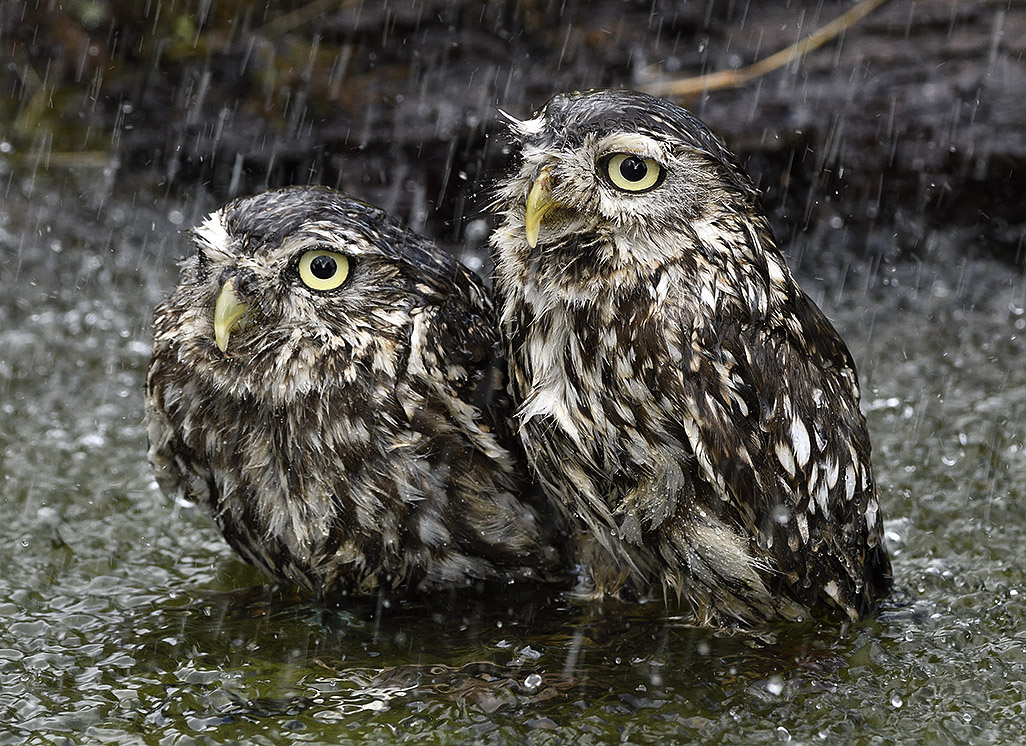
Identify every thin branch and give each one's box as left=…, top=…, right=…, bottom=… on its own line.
left=641, top=0, right=890, bottom=98
left=256, top=0, right=355, bottom=39
left=0, top=151, right=114, bottom=168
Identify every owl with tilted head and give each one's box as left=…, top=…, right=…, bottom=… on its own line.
left=145, top=186, right=566, bottom=596
left=490, top=89, right=891, bottom=624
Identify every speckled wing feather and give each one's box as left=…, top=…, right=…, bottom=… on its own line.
left=404, top=260, right=565, bottom=573
left=145, top=366, right=213, bottom=508
left=663, top=223, right=890, bottom=620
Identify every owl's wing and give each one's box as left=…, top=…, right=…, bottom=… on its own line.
left=670, top=265, right=891, bottom=619
left=144, top=363, right=217, bottom=510
left=405, top=262, right=567, bottom=571
left=406, top=262, right=517, bottom=451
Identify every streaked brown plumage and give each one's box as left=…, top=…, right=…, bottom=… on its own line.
left=490, top=89, right=891, bottom=623
left=145, top=185, right=566, bottom=595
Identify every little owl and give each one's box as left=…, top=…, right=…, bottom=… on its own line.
left=490, top=89, right=891, bottom=624
left=145, top=186, right=566, bottom=596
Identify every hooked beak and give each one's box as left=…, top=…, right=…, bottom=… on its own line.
left=525, top=166, right=559, bottom=248
left=213, top=278, right=252, bottom=353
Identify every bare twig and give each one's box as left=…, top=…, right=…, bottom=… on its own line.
left=11, top=56, right=50, bottom=135
left=641, top=0, right=890, bottom=98
left=0, top=150, right=114, bottom=168
left=256, top=0, right=355, bottom=38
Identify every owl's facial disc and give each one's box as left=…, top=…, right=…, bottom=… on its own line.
left=523, top=132, right=670, bottom=248
left=213, top=279, right=254, bottom=353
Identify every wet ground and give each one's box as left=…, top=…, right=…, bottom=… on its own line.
left=2, top=162, right=1025, bottom=743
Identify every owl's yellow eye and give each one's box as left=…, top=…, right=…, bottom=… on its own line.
left=603, top=153, right=664, bottom=193
left=298, top=250, right=350, bottom=292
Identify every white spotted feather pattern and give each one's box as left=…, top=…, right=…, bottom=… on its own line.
left=490, top=89, right=891, bottom=624
left=146, top=186, right=568, bottom=595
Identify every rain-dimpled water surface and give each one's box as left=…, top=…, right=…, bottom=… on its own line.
left=1, top=160, right=1024, bottom=745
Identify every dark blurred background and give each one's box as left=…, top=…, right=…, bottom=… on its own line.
left=2, top=0, right=1024, bottom=267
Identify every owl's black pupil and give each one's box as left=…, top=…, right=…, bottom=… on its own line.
left=310, top=255, right=337, bottom=279
left=619, top=156, right=648, bottom=182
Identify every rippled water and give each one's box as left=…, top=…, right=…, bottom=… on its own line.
left=2, top=171, right=1024, bottom=745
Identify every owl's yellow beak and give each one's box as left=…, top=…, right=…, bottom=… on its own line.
left=525, top=166, right=558, bottom=248
left=213, top=279, right=251, bottom=353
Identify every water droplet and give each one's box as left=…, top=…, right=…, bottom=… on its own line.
left=517, top=645, right=542, bottom=660
left=765, top=676, right=785, bottom=696
left=523, top=673, right=543, bottom=691
left=890, top=693, right=903, bottom=708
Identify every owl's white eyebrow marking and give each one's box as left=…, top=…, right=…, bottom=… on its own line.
left=496, top=108, right=520, bottom=126
left=513, top=113, right=546, bottom=137
left=496, top=107, right=546, bottom=138
left=596, top=132, right=667, bottom=160
left=193, top=211, right=233, bottom=256
left=283, top=226, right=364, bottom=254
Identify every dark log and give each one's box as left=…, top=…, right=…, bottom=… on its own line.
left=2, top=0, right=1023, bottom=262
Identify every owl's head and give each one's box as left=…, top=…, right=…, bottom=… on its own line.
left=159, top=186, right=468, bottom=401
left=494, top=89, right=762, bottom=280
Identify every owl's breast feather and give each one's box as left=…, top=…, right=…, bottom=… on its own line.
left=518, top=310, right=586, bottom=446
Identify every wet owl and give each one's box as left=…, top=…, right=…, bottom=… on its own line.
left=145, top=185, right=566, bottom=596
left=490, top=89, right=892, bottom=624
